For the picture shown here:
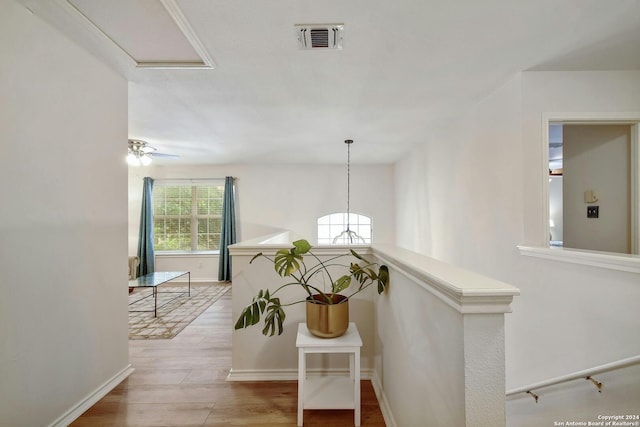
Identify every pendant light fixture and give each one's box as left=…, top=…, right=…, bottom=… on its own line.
left=333, top=139, right=365, bottom=244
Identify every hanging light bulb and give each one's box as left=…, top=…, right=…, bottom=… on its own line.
left=140, top=153, right=152, bottom=166
left=333, top=139, right=365, bottom=245
left=126, top=151, right=141, bottom=166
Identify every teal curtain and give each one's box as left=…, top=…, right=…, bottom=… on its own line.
left=137, top=177, right=155, bottom=276
left=218, top=176, right=236, bottom=281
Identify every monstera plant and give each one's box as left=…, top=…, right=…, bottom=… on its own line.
left=234, top=239, right=389, bottom=337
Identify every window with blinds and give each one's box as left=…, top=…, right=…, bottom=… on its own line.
left=153, top=181, right=224, bottom=251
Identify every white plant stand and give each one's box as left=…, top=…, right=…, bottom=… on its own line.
left=296, top=322, right=362, bottom=426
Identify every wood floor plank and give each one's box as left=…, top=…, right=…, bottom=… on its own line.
left=72, top=402, right=214, bottom=427
left=71, top=289, right=386, bottom=426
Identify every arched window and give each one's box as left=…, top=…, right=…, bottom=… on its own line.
left=317, top=213, right=372, bottom=245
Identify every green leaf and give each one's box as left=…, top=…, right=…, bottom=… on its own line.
left=366, top=268, right=378, bottom=280
left=235, top=289, right=272, bottom=330
left=262, top=300, right=286, bottom=336
left=350, top=249, right=364, bottom=260
left=274, top=248, right=303, bottom=276
left=262, top=312, right=274, bottom=336
left=235, top=304, right=259, bottom=329
left=377, top=265, right=389, bottom=294
left=276, top=307, right=285, bottom=335
left=332, top=275, right=351, bottom=294
left=351, top=263, right=365, bottom=284
left=292, top=239, right=312, bottom=255
left=251, top=302, right=260, bottom=324
left=234, top=313, right=246, bottom=330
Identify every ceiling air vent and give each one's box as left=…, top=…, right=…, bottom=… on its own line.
left=295, top=24, right=344, bottom=50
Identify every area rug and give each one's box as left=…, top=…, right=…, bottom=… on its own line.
left=129, top=284, right=230, bottom=339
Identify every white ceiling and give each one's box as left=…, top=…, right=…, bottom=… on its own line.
left=19, top=0, right=640, bottom=165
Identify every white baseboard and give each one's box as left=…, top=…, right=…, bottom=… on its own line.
left=49, top=364, right=134, bottom=427
left=226, top=368, right=374, bottom=382
left=371, top=371, right=397, bottom=427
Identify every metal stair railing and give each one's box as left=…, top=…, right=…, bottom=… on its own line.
left=506, top=354, right=640, bottom=403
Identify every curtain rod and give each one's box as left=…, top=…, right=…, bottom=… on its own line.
left=152, top=177, right=236, bottom=183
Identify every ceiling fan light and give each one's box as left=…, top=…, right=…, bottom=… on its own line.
left=127, top=152, right=141, bottom=166
left=140, top=154, right=152, bottom=166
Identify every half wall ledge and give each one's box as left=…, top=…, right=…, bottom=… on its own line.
left=518, top=245, right=640, bottom=274
left=372, top=243, right=520, bottom=314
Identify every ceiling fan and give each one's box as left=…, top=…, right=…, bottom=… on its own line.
left=127, top=139, right=178, bottom=166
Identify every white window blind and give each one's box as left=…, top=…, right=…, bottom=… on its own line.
left=153, top=179, right=224, bottom=251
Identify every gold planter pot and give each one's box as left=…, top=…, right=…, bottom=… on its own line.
left=305, top=294, right=349, bottom=338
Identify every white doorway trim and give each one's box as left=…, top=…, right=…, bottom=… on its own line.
left=521, top=112, right=640, bottom=273
left=542, top=112, right=640, bottom=252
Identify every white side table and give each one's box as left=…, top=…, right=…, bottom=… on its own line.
left=296, top=322, right=362, bottom=426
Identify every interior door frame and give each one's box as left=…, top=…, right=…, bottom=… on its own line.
left=541, top=112, right=640, bottom=254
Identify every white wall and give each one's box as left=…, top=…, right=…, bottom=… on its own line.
left=395, top=74, right=525, bottom=282
left=128, top=163, right=395, bottom=279
left=0, top=2, right=129, bottom=426
left=373, top=257, right=465, bottom=426
left=395, top=71, right=640, bottom=425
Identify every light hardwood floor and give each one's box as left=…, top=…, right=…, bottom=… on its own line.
left=71, top=288, right=386, bottom=426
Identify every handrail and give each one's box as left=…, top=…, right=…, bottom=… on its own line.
left=506, top=355, right=640, bottom=401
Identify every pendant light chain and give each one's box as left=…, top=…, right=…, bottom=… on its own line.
left=347, top=139, right=351, bottom=229
left=333, top=139, right=365, bottom=244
